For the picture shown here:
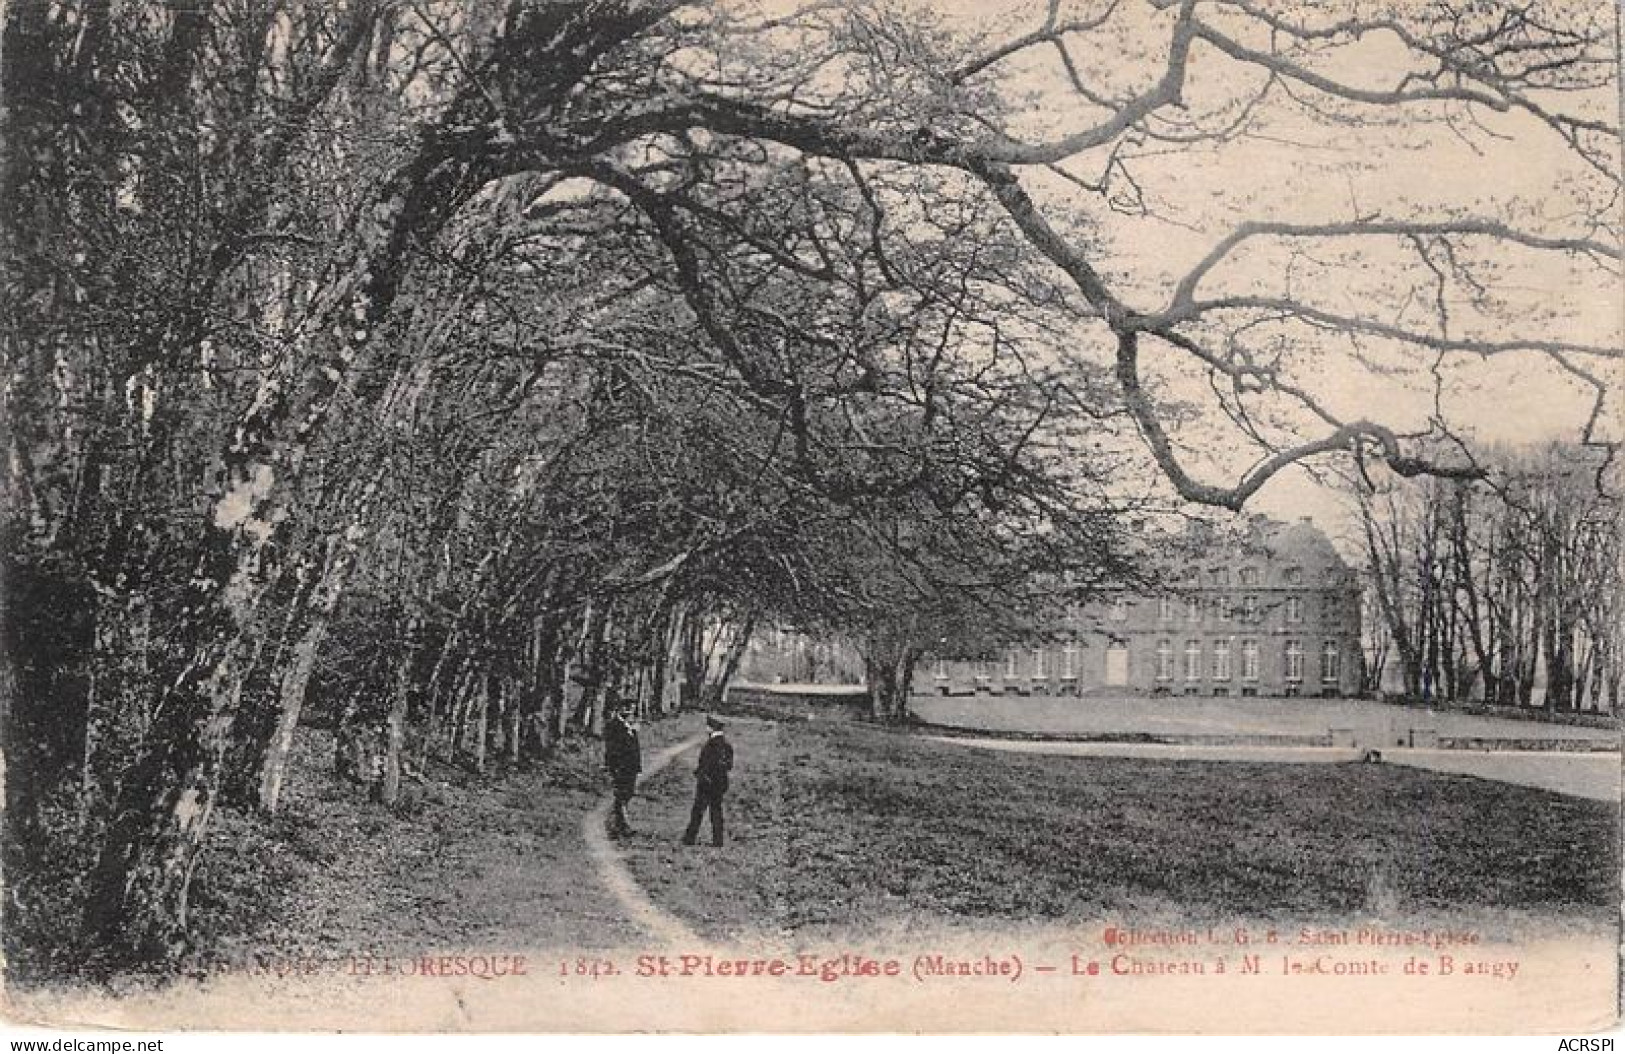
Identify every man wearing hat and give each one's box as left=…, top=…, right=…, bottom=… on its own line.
left=682, top=715, right=734, bottom=847
left=603, top=699, right=642, bottom=838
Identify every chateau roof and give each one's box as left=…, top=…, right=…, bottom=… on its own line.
left=1261, top=517, right=1349, bottom=572
left=1162, top=515, right=1354, bottom=589
left=1230, top=515, right=1354, bottom=584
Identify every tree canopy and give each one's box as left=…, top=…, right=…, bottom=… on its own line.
left=3, top=0, right=1618, bottom=969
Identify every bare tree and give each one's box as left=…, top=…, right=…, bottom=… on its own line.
left=4, top=0, right=1617, bottom=970
left=1354, top=445, right=1620, bottom=713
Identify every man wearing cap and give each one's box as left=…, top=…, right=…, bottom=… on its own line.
left=603, top=700, right=642, bottom=838
left=682, top=715, right=734, bottom=847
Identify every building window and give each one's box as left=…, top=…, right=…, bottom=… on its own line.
left=1282, top=567, right=1302, bottom=585
left=1211, top=568, right=1231, bottom=586
left=1286, top=596, right=1302, bottom=623
left=1184, top=640, right=1202, bottom=682
left=1321, top=641, right=1341, bottom=683
left=1239, top=568, right=1259, bottom=586
left=1242, top=594, right=1259, bottom=622
left=934, top=658, right=948, bottom=680
left=1321, top=594, right=1339, bottom=622
left=1032, top=648, right=1047, bottom=679
left=1159, top=596, right=1173, bottom=622
left=1285, top=640, right=1304, bottom=682
left=1061, top=642, right=1078, bottom=679
left=1186, top=597, right=1202, bottom=622
left=1111, top=597, right=1128, bottom=621
left=1241, top=639, right=1260, bottom=682
left=975, top=660, right=992, bottom=682
left=1212, top=639, right=1232, bottom=681
left=1006, top=650, right=1020, bottom=678
left=1155, top=640, right=1173, bottom=682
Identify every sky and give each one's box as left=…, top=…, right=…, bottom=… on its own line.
left=918, top=0, right=1623, bottom=548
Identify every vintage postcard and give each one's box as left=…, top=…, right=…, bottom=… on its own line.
left=2, top=0, right=1620, bottom=1037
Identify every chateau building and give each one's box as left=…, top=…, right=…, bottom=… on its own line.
left=926, top=517, right=1364, bottom=698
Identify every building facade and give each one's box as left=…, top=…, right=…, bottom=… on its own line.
left=925, top=517, right=1363, bottom=698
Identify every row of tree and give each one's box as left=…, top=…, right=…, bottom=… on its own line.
left=3, top=0, right=1617, bottom=975
left=1357, top=448, right=1621, bottom=714
left=1, top=0, right=1137, bottom=973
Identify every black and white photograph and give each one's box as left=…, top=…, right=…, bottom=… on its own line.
left=1, top=0, right=1621, bottom=1036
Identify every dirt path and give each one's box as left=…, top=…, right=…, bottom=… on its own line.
left=930, top=735, right=1621, bottom=801
left=581, top=734, right=709, bottom=946
left=925, top=735, right=1363, bottom=764
left=912, top=693, right=1620, bottom=744
left=1386, top=747, right=1621, bottom=802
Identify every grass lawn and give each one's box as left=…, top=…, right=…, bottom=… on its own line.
left=113, top=708, right=1614, bottom=984
left=622, top=717, right=1620, bottom=944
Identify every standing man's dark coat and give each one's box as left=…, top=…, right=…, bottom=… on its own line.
left=603, top=707, right=641, bottom=837
left=683, top=716, right=734, bottom=847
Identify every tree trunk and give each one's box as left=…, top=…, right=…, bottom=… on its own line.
left=81, top=592, right=152, bottom=831
left=381, top=653, right=411, bottom=807
left=530, top=615, right=566, bottom=753
left=676, top=607, right=707, bottom=710
left=79, top=617, right=255, bottom=961
left=862, top=620, right=919, bottom=724
left=473, top=673, right=491, bottom=774
left=253, top=609, right=331, bottom=813
left=1546, top=625, right=1576, bottom=714
left=506, top=676, right=522, bottom=763
left=864, top=647, right=918, bottom=724
left=708, top=616, right=755, bottom=709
